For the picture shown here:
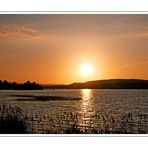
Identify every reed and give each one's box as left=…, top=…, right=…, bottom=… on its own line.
left=0, top=102, right=28, bottom=134
left=0, top=102, right=147, bottom=134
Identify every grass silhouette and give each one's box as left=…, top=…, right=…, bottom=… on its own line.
left=0, top=102, right=28, bottom=134
left=0, top=102, right=147, bottom=134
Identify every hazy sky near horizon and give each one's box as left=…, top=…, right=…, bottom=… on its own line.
left=0, top=14, right=148, bottom=84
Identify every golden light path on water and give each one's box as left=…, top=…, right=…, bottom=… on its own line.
left=81, top=89, right=92, bottom=113
left=79, top=89, right=95, bottom=129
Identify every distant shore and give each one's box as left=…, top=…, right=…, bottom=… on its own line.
left=45, top=79, right=148, bottom=89
left=0, top=80, right=43, bottom=90
left=1, top=79, right=148, bottom=90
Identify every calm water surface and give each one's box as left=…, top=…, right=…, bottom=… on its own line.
left=0, top=89, right=147, bottom=115
left=0, top=89, right=148, bottom=133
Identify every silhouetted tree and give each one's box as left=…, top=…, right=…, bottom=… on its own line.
left=0, top=80, right=43, bottom=90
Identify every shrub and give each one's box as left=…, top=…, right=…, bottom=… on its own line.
left=0, top=102, right=28, bottom=134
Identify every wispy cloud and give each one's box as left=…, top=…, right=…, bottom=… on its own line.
left=0, top=25, right=46, bottom=39
left=138, top=32, right=148, bottom=38
left=119, top=60, right=148, bottom=69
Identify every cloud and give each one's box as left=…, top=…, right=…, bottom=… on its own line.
left=0, top=25, right=46, bottom=39
left=119, top=60, right=148, bottom=69
left=138, top=32, right=148, bottom=38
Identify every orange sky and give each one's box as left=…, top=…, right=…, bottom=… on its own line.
left=0, top=14, right=148, bottom=84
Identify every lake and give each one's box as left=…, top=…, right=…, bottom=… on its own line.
left=0, top=89, right=148, bottom=134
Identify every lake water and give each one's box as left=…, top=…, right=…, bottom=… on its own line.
left=0, top=89, right=148, bottom=133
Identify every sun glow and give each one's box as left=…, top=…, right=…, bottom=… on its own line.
left=80, top=63, right=94, bottom=76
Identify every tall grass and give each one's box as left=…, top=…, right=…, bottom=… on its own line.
left=0, top=102, right=28, bottom=134
left=0, top=102, right=147, bottom=134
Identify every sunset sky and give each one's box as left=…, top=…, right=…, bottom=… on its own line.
left=0, top=14, right=148, bottom=84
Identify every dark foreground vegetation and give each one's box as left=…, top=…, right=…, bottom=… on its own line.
left=0, top=80, right=43, bottom=90
left=46, top=79, right=148, bottom=89
left=0, top=102, right=147, bottom=134
left=0, top=102, right=28, bottom=133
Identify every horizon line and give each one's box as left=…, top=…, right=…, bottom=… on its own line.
left=1, top=78, right=148, bottom=85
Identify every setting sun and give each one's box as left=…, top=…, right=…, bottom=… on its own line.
left=80, top=63, right=94, bottom=76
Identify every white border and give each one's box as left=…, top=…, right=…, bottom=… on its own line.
left=0, top=134, right=147, bottom=137
left=0, top=11, right=148, bottom=14
left=0, top=136, right=148, bottom=148
left=0, top=0, right=148, bottom=11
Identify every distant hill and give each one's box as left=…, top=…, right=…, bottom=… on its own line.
left=46, top=79, right=148, bottom=89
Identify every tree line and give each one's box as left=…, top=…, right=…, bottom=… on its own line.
left=0, top=80, right=43, bottom=90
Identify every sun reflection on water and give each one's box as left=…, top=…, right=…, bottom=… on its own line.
left=81, top=89, right=93, bottom=113
left=79, top=89, right=95, bottom=128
